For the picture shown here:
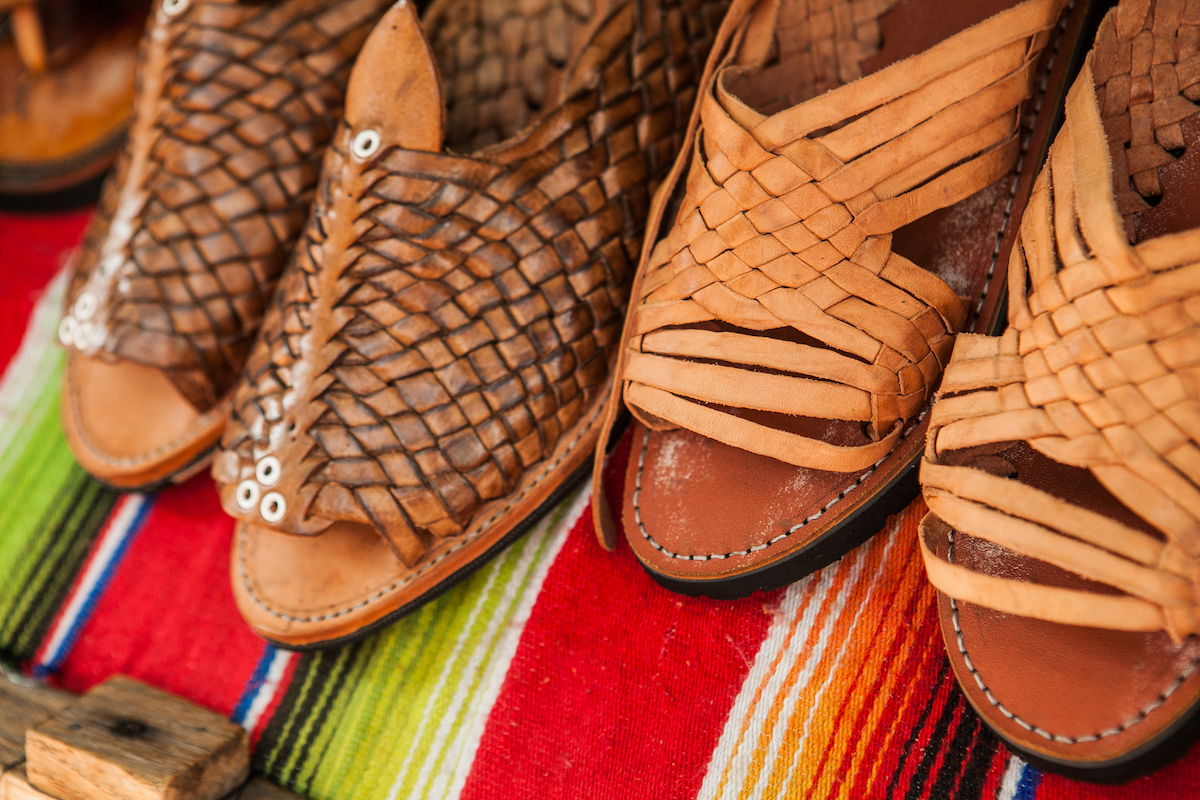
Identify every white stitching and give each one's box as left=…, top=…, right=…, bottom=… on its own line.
left=632, top=409, right=928, bottom=560
left=239, top=406, right=601, bottom=623
left=947, top=527, right=1200, bottom=744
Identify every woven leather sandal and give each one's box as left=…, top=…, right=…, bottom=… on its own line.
left=212, top=0, right=728, bottom=647
left=0, top=0, right=148, bottom=197
left=920, top=1, right=1200, bottom=782
left=589, top=0, right=1095, bottom=597
left=58, top=0, right=393, bottom=490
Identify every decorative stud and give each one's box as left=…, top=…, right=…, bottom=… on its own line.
left=73, top=321, right=94, bottom=350
left=72, top=292, right=97, bottom=321
left=351, top=129, right=381, bottom=161
left=162, top=0, right=188, bottom=15
left=235, top=480, right=260, bottom=511
left=255, top=456, right=281, bottom=487
left=57, top=317, right=77, bottom=348
left=260, top=492, right=286, bottom=523
left=100, top=254, right=123, bottom=277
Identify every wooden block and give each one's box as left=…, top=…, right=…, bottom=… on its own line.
left=25, top=676, right=248, bottom=800
left=0, top=676, right=72, bottom=771
left=0, top=765, right=56, bottom=800
left=228, top=778, right=304, bottom=800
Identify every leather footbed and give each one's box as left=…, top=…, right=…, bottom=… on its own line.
left=609, top=0, right=1097, bottom=596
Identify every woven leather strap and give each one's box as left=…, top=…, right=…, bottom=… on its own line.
left=59, top=0, right=390, bottom=410
left=215, top=0, right=727, bottom=563
left=920, top=39, right=1200, bottom=642
left=612, top=0, right=1068, bottom=474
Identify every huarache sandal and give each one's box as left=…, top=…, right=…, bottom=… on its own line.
left=920, top=0, right=1200, bottom=782
left=589, top=0, right=1096, bottom=597
left=0, top=0, right=148, bottom=198
left=212, top=0, right=729, bottom=647
left=58, top=0, right=393, bottom=490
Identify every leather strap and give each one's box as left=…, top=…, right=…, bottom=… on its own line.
left=920, top=36, right=1200, bottom=642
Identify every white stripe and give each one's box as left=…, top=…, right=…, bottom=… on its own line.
left=752, top=548, right=871, bottom=800
left=997, top=755, right=1028, bottom=800
left=696, top=570, right=832, bottom=800
left=240, top=649, right=298, bottom=733
left=36, top=493, right=149, bottom=668
left=775, top=532, right=900, bottom=798
left=0, top=270, right=68, bottom=483
left=434, top=487, right=586, bottom=800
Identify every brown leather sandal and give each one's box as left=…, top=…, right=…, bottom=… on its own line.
left=58, top=0, right=393, bottom=490
left=920, top=0, right=1200, bottom=782
left=589, top=0, right=1096, bottom=597
left=212, top=0, right=729, bottom=647
left=0, top=0, right=149, bottom=197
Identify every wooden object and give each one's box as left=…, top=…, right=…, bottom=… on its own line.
left=0, top=678, right=72, bottom=772
left=24, top=677, right=249, bottom=800
left=1, top=766, right=55, bottom=800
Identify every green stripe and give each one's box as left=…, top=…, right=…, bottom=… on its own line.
left=0, top=277, right=116, bottom=661
left=260, top=490, right=581, bottom=800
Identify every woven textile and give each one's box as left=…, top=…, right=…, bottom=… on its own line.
left=2, top=211, right=1198, bottom=797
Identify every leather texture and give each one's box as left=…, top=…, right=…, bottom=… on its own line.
left=591, top=0, right=1083, bottom=590
left=0, top=0, right=146, bottom=194
left=213, top=0, right=729, bottom=646
left=59, top=0, right=393, bottom=489
left=920, top=0, right=1200, bottom=770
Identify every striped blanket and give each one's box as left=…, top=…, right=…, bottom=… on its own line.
left=1, top=211, right=1195, bottom=799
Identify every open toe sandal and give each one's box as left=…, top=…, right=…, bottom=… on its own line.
left=0, top=0, right=148, bottom=198
left=59, top=0, right=393, bottom=490
left=920, top=0, right=1200, bottom=782
left=589, top=0, right=1096, bottom=597
left=213, top=0, right=729, bottom=648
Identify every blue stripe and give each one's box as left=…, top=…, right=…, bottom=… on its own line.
left=230, top=645, right=277, bottom=725
left=32, top=495, right=155, bottom=677
left=1014, top=763, right=1043, bottom=800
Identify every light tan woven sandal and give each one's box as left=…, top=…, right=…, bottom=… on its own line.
left=920, top=0, right=1200, bottom=781
left=590, top=0, right=1094, bottom=597
left=213, top=0, right=728, bottom=648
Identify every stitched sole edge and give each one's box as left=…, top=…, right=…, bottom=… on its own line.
left=639, top=447, right=920, bottom=599
left=260, top=457, right=595, bottom=652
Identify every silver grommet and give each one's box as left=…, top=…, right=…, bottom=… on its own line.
left=57, top=316, right=77, bottom=348
left=235, top=480, right=260, bottom=511
left=255, top=455, right=281, bottom=487
left=351, top=129, right=381, bottom=161
left=73, top=292, right=98, bottom=321
left=162, top=0, right=188, bottom=15
left=74, top=321, right=94, bottom=349
left=260, top=492, right=287, bottom=523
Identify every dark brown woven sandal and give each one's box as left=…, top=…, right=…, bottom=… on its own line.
left=213, top=0, right=729, bottom=648
left=59, top=0, right=393, bottom=490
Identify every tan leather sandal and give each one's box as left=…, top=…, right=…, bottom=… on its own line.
left=212, top=0, right=729, bottom=647
left=920, top=0, right=1200, bottom=781
left=0, top=0, right=148, bottom=197
left=59, top=0, right=393, bottom=490
left=589, top=0, right=1095, bottom=597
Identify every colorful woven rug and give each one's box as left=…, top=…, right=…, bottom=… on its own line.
left=1, top=209, right=1197, bottom=800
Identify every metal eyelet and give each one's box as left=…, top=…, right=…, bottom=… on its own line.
left=260, top=492, right=287, bottom=523
left=255, top=456, right=281, bottom=487
left=74, top=320, right=94, bottom=349
left=162, top=0, right=188, bottom=15
left=73, top=292, right=98, bottom=321
left=100, top=254, right=123, bottom=277
left=57, top=316, right=77, bottom=348
left=351, top=129, right=381, bottom=161
left=235, top=480, right=260, bottom=511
